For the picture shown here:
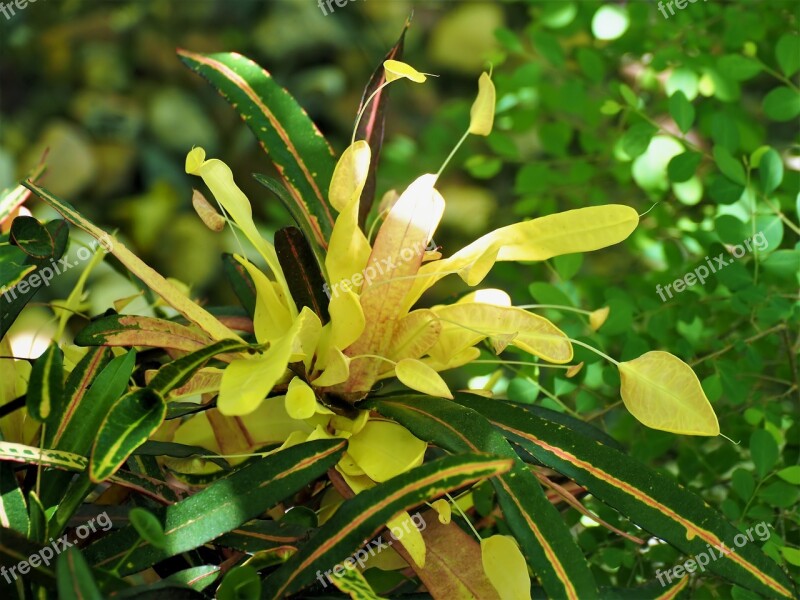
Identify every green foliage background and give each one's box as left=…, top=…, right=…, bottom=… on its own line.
left=1, top=0, right=798, bottom=596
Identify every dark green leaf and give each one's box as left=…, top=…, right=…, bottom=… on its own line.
left=217, top=566, right=261, bottom=600
left=713, top=146, right=746, bottom=185
left=667, top=152, right=702, bottom=183
left=26, top=342, right=64, bottom=423
left=621, top=123, right=657, bottom=158
left=57, top=548, right=103, bottom=600
left=763, top=87, right=800, bottom=121
left=10, top=216, right=54, bottom=259
left=759, top=148, right=783, bottom=194
left=775, top=34, right=800, bottom=77
left=749, top=430, right=779, bottom=479
left=668, top=91, right=694, bottom=133
left=129, top=508, right=167, bottom=549
left=274, top=226, right=330, bottom=324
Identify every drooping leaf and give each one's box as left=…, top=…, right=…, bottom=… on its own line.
left=395, top=358, right=453, bottom=399
left=263, top=453, right=513, bottom=599
left=22, top=181, right=239, bottom=342
left=74, top=314, right=214, bottom=352
left=469, top=72, right=496, bottom=136
left=178, top=50, right=337, bottom=248
left=618, top=351, right=719, bottom=436
left=90, top=388, right=167, bottom=482
left=84, top=439, right=345, bottom=575
left=457, top=395, right=795, bottom=600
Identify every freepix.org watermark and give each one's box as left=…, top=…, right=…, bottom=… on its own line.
left=656, top=521, right=773, bottom=586
left=317, top=0, right=362, bottom=16
left=322, top=239, right=437, bottom=300
left=0, top=0, right=44, bottom=21
left=0, top=512, right=112, bottom=583
left=655, top=231, right=767, bottom=302
left=1, top=235, right=113, bottom=303
left=315, top=512, right=427, bottom=587
left=655, top=0, right=708, bottom=20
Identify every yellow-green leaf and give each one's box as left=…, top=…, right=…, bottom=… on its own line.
left=619, top=351, right=719, bottom=436
left=383, top=60, right=427, bottom=83
left=395, top=358, right=453, bottom=399
left=329, top=140, right=371, bottom=212
left=285, top=377, right=317, bottom=420
left=387, top=511, right=426, bottom=568
left=347, top=420, right=426, bottom=482
left=468, top=72, right=496, bottom=136
left=481, top=535, right=532, bottom=600
left=235, top=255, right=292, bottom=343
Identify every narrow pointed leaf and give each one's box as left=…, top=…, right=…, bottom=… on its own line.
left=57, top=548, right=103, bottom=600
left=90, top=388, right=167, bottom=483
left=75, top=314, right=215, bottom=352
left=0, top=463, right=29, bottom=535
left=275, top=226, right=330, bottom=324
left=178, top=50, right=336, bottom=248
left=457, top=395, right=795, bottom=600
left=263, top=453, right=513, bottom=599
left=22, top=181, right=239, bottom=342
left=222, top=252, right=257, bottom=318
left=369, top=395, right=598, bottom=600
left=84, top=440, right=345, bottom=575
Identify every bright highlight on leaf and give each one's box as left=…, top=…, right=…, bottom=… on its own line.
left=481, top=534, right=532, bottom=600
left=619, top=351, right=720, bottom=436
left=383, top=59, right=427, bottom=83
left=395, top=358, right=454, bottom=399
left=469, top=72, right=496, bottom=136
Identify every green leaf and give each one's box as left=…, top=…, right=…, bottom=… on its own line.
left=713, top=145, right=747, bottom=185
left=668, top=91, right=695, bottom=134
left=129, top=508, right=167, bottom=549
left=330, top=565, right=385, bottom=599
left=263, top=453, right=513, bottom=599
left=708, top=173, right=745, bottom=204
left=775, top=34, right=800, bottom=76
left=369, top=396, right=598, bottom=600
left=217, top=566, right=261, bottom=600
left=0, top=463, right=29, bottom=536
left=621, top=123, right=657, bottom=159
left=164, top=565, right=221, bottom=591
left=26, top=342, right=64, bottom=422
left=749, top=430, right=779, bottom=479
left=776, top=466, right=800, bottom=485
left=10, top=215, right=54, bottom=259
left=274, top=226, right=330, bottom=324
left=619, top=83, right=638, bottom=107
left=90, top=388, right=167, bottom=483
left=84, top=439, right=345, bottom=575
left=455, top=395, right=795, bottom=600
left=718, top=55, right=763, bottom=81
left=763, top=87, right=800, bottom=122
left=667, top=152, right=702, bottom=183
left=759, top=148, right=783, bottom=194
left=177, top=50, right=336, bottom=249
left=222, top=252, right=257, bottom=318
left=57, top=548, right=103, bottom=600
left=215, top=520, right=312, bottom=553
left=780, top=547, right=800, bottom=567
left=134, top=441, right=230, bottom=471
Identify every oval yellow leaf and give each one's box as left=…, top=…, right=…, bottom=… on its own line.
left=481, top=534, right=531, bottom=600
left=395, top=358, right=454, bottom=399
left=329, top=140, right=371, bottom=212
left=431, top=499, right=452, bottom=524
left=619, top=351, right=719, bottom=436
left=387, top=511, right=426, bottom=568
left=285, top=377, right=317, bottom=420
left=384, top=59, right=427, bottom=83
left=469, top=72, right=496, bottom=136
left=347, top=420, right=427, bottom=482
left=589, top=306, right=610, bottom=331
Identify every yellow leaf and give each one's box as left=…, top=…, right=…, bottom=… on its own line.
left=431, top=499, right=452, bottom=524
left=218, top=308, right=320, bottom=415
left=311, top=347, right=351, bottom=387
left=401, top=204, right=639, bottom=313
left=566, top=362, right=584, bottom=378
left=387, top=512, right=426, bottom=568
left=329, top=141, right=371, bottom=212
left=347, top=420, right=427, bottom=482
left=422, top=347, right=481, bottom=373
left=384, top=309, right=442, bottom=364
left=285, top=377, right=317, bottom=420
left=618, top=351, right=719, bottom=436
left=481, top=535, right=532, bottom=600
left=186, top=148, right=295, bottom=315
left=468, top=72, right=495, bottom=136
left=589, top=306, right=610, bottom=331
left=191, top=188, right=225, bottom=232
left=430, top=304, right=572, bottom=364
left=384, top=60, right=427, bottom=83
left=234, top=255, right=292, bottom=343
left=395, top=358, right=454, bottom=399
left=329, top=287, right=366, bottom=351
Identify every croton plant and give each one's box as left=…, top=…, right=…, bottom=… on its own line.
left=0, top=27, right=794, bottom=600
